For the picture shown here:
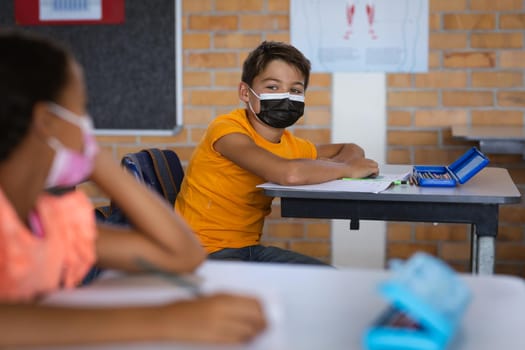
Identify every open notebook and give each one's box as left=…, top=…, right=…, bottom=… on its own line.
left=257, top=171, right=411, bottom=194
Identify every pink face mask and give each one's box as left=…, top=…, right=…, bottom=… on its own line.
left=44, top=103, right=99, bottom=188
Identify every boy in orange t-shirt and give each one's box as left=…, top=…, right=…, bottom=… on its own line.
left=176, top=41, right=379, bottom=264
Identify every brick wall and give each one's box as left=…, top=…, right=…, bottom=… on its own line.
left=386, top=0, right=525, bottom=276
left=81, top=0, right=525, bottom=275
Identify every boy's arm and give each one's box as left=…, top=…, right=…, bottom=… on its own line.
left=90, top=150, right=206, bottom=274
left=316, top=143, right=365, bottom=163
left=214, top=133, right=378, bottom=185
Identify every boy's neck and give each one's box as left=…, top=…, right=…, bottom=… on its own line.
left=246, top=109, right=284, bottom=143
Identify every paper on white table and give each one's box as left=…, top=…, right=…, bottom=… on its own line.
left=257, top=172, right=410, bottom=194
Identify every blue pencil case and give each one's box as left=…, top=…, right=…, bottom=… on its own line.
left=412, top=147, right=489, bottom=187
left=363, top=253, right=471, bottom=350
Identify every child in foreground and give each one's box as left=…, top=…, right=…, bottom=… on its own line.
left=176, top=41, right=379, bottom=264
left=0, top=30, right=265, bottom=346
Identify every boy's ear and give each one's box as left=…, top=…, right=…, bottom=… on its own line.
left=238, top=82, right=250, bottom=103
left=31, top=102, right=55, bottom=139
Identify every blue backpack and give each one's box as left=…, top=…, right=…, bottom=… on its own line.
left=95, top=148, right=184, bottom=225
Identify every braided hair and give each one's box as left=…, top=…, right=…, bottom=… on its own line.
left=0, top=30, right=70, bottom=162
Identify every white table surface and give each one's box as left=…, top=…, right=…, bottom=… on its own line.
left=30, top=261, right=525, bottom=350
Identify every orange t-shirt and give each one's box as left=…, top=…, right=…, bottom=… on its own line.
left=0, top=189, right=97, bottom=301
left=175, top=108, right=317, bottom=253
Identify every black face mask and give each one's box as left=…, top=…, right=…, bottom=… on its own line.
left=249, top=88, right=305, bottom=129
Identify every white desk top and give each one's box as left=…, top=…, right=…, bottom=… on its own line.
left=262, top=166, right=521, bottom=204
left=31, top=261, right=525, bottom=350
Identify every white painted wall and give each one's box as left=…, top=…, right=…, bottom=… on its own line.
left=331, top=73, right=387, bottom=269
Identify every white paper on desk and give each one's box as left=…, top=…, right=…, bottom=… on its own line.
left=257, top=172, right=410, bottom=194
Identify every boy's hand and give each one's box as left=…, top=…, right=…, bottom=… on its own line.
left=345, top=158, right=379, bottom=178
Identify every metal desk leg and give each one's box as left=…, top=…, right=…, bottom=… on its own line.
left=477, top=236, right=495, bottom=274
left=470, top=224, right=478, bottom=273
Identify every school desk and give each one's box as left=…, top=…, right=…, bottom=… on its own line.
left=33, top=261, right=525, bottom=350
left=452, top=125, right=525, bottom=159
left=262, top=166, right=521, bottom=275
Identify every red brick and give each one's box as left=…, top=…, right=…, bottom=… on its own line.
left=471, top=110, right=523, bottom=125
left=500, top=51, right=525, bottom=68
left=190, top=90, right=239, bottom=106
left=182, top=0, right=212, bottom=13
left=500, top=14, right=525, bottom=29
left=500, top=205, right=525, bottom=224
left=387, top=223, right=413, bottom=241
left=214, top=33, right=262, bottom=49
left=96, top=135, right=137, bottom=144
left=289, top=241, right=330, bottom=258
left=388, top=131, right=439, bottom=146
left=215, top=71, right=241, bottom=87
left=266, top=222, right=305, bottom=239
left=414, top=110, right=468, bottom=127
left=184, top=71, right=212, bottom=87
left=186, top=52, right=238, bottom=68
left=415, top=71, right=467, bottom=88
left=443, top=14, right=495, bottom=30
left=428, top=51, right=441, bottom=68
left=265, top=33, right=290, bottom=43
left=183, top=108, right=215, bottom=125
left=387, top=243, right=438, bottom=259
left=430, top=0, right=467, bottom=12
left=414, top=148, right=467, bottom=164
left=429, top=33, right=468, bottom=49
left=183, top=33, right=211, bottom=49
left=304, top=109, right=331, bottom=126
left=268, top=0, right=289, bottom=11
left=444, top=52, right=495, bottom=68
left=240, top=14, right=289, bottom=30
left=140, top=131, right=189, bottom=144
left=388, top=111, right=412, bottom=126
left=442, top=91, right=493, bottom=107
left=471, top=33, right=523, bottom=49
left=215, top=0, right=263, bottom=12
left=470, top=0, right=523, bottom=11
left=387, top=74, right=412, bottom=88
left=498, top=91, right=525, bottom=107
left=188, top=15, right=238, bottom=31
left=441, top=243, right=471, bottom=261
left=309, top=74, right=332, bottom=88
left=387, top=91, right=439, bottom=107
left=293, top=129, right=331, bottom=144
left=306, top=222, right=331, bottom=239
left=415, top=224, right=468, bottom=241
left=497, top=244, right=525, bottom=261
left=429, top=13, right=441, bottom=31
left=497, top=226, right=524, bottom=242
left=387, top=148, right=411, bottom=164
left=471, top=71, right=523, bottom=88
left=305, top=90, right=331, bottom=106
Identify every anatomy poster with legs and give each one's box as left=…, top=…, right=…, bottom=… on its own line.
left=291, top=0, right=428, bottom=72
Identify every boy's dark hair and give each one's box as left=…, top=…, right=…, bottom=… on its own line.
left=241, top=41, right=311, bottom=90
left=0, top=30, right=71, bottom=162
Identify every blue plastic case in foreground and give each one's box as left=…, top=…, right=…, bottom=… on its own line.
left=364, top=253, right=471, bottom=350
left=413, top=147, right=489, bottom=187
